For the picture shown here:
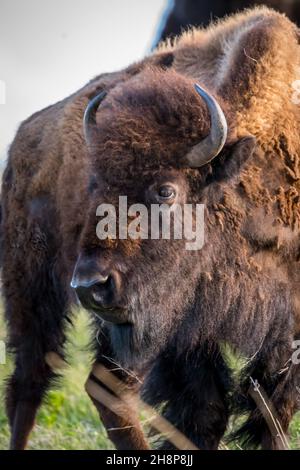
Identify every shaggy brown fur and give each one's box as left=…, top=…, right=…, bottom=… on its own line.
left=2, top=7, right=300, bottom=450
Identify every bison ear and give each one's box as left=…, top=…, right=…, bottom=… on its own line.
left=208, top=135, right=257, bottom=182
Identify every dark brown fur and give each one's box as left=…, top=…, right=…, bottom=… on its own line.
left=2, top=7, right=300, bottom=449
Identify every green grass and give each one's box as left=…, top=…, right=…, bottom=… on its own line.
left=0, top=306, right=300, bottom=450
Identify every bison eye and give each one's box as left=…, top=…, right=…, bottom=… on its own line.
left=158, top=184, right=176, bottom=201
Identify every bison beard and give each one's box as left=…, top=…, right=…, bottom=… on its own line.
left=2, top=6, right=300, bottom=450
left=103, top=239, right=198, bottom=368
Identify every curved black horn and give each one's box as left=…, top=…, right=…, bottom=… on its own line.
left=83, top=90, right=107, bottom=145
left=186, top=84, right=228, bottom=168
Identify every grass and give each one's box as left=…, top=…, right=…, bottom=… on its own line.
left=0, top=305, right=300, bottom=450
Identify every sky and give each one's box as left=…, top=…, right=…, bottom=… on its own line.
left=0, top=0, right=168, bottom=163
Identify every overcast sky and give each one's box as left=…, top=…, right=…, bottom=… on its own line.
left=0, top=0, right=168, bottom=163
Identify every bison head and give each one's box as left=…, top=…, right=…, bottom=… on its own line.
left=71, top=68, right=256, bottom=368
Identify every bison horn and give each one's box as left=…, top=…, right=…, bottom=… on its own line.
left=83, top=90, right=107, bottom=145
left=186, top=84, right=228, bottom=168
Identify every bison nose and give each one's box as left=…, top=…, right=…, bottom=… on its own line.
left=70, top=263, right=127, bottom=324
left=71, top=271, right=117, bottom=309
left=70, top=272, right=109, bottom=290
left=72, top=273, right=114, bottom=309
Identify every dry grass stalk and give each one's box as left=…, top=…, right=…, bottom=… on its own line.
left=249, top=377, right=289, bottom=450
left=86, top=363, right=198, bottom=450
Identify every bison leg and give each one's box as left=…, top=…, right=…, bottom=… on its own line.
left=143, top=344, right=232, bottom=450
left=7, top=348, right=58, bottom=450
left=6, top=335, right=67, bottom=450
left=3, top=263, right=68, bottom=450
left=85, top=334, right=149, bottom=450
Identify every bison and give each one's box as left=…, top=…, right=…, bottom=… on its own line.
left=2, top=6, right=300, bottom=450
left=153, top=0, right=300, bottom=47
